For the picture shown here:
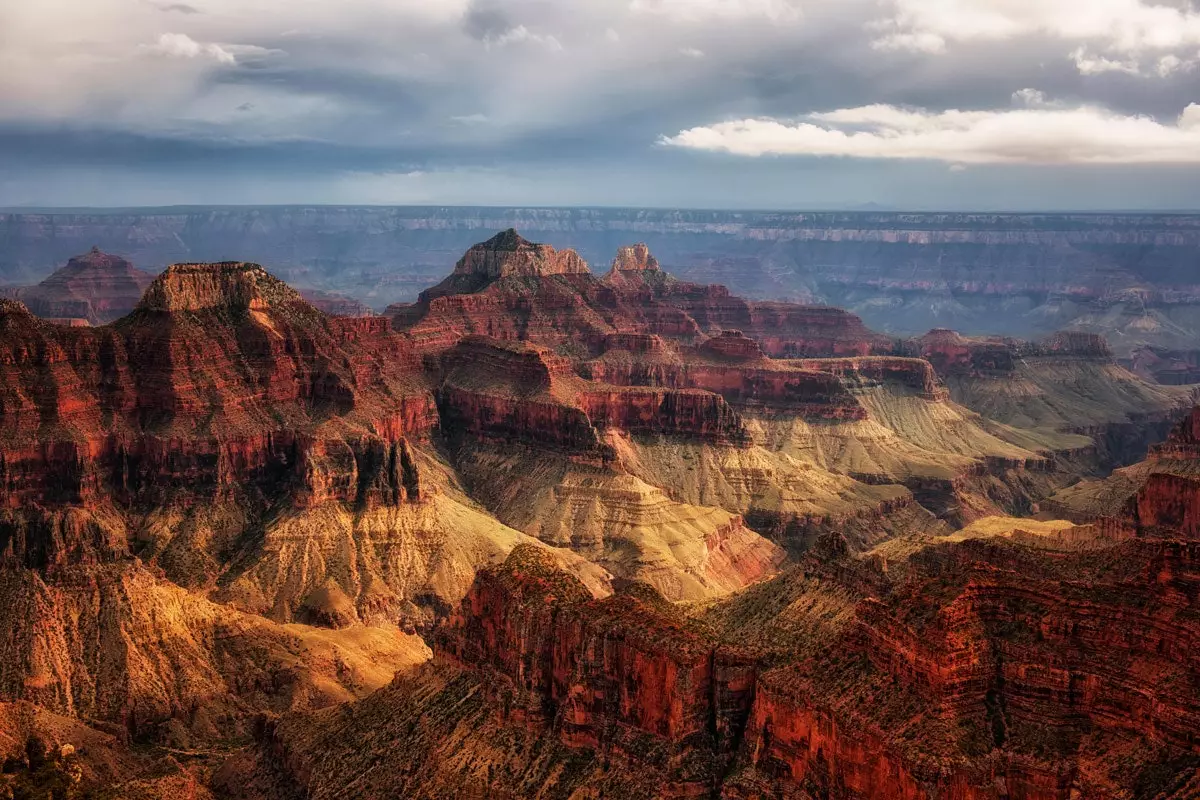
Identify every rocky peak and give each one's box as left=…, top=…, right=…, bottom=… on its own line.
left=603, top=243, right=678, bottom=290
left=611, top=243, right=660, bottom=273
left=452, top=229, right=590, bottom=280
left=0, top=298, right=33, bottom=318
left=11, top=248, right=155, bottom=325
left=136, top=262, right=308, bottom=314
left=1151, top=405, right=1200, bottom=461
left=58, top=247, right=139, bottom=275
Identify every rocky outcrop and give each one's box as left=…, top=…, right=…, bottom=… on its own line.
left=1044, top=406, right=1200, bottom=532
left=917, top=329, right=1018, bottom=376
left=584, top=335, right=869, bottom=419
left=419, top=229, right=591, bottom=304
left=269, top=531, right=1200, bottom=799
left=8, top=209, right=1200, bottom=359
left=0, top=267, right=437, bottom=510
left=1131, top=345, right=1200, bottom=386
left=137, top=261, right=309, bottom=313
left=435, top=545, right=753, bottom=794
left=797, top=356, right=945, bottom=400
left=610, top=242, right=660, bottom=274
left=436, top=337, right=749, bottom=450
left=6, top=248, right=154, bottom=325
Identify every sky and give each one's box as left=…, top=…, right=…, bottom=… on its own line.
left=3, top=0, right=1200, bottom=210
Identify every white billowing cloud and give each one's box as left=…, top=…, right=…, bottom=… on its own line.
left=1011, top=88, right=1058, bottom=109
left=484, top=24, right=563, bottom=51
left=144, top=33, right=236, bottom=64
left=874, top=0, right=1200, bottom=76
left=1071, top=47, right=1140, bottom=76
left=679, top=46, right=705, bottom=58
left=662, top=101, right=1200, bottom=164
left=630, top=0, right=800, bottom=23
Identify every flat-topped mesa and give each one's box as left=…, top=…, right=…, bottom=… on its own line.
left=797, top=356, right=945, bottom=400
left=453, top=229, right=590, bottom=281
left=584, top=334, right=866, bottom=420
left=438, top=335, right=576, bottom=393
left=136, top=262, right=312, bottom=314
left=917, top=328, right=1017, bottom=376
left=1024, top=330, right=1113, bottom=359
left=699, top=330, right=765, bottom=362
left=744, top=303, right=892, bottom=358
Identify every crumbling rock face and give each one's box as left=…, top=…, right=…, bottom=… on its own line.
left=0, top=555, right=431, bottom=742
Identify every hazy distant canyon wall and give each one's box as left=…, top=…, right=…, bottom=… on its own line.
left=4, top=207, right=1200, bottom=344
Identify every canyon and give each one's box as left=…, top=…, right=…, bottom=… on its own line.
left=0, top=228, right=1197, bottom=799
left=4, top=208, right=1200, bottom=371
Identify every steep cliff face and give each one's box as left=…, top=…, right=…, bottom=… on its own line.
left=1047, top=406, right=1200, bottom=537
left=435, top=336, right=750, bottom=452
left=422, top=546, right=755, bottom=795
left=7, top=230, right=1200, bottom=799
left=0, top=259, right=627, bottom=749
left=0, top=266, right=437, bottom=510
left=4, top=248, right=155, bottom=325
left=262, top=530, right=1200, bottom=800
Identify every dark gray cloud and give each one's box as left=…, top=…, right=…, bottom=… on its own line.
left=461, top=1, right=515, bottom=41
left=1, top=0, right=1199, bottom=208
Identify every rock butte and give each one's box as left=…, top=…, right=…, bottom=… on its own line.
left=1, top=246, right=154, bottom=325
left=0, top=231, right=1197, bottom=798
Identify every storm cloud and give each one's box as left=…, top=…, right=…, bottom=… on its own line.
left=1, top=0, right=1199, bottom=208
